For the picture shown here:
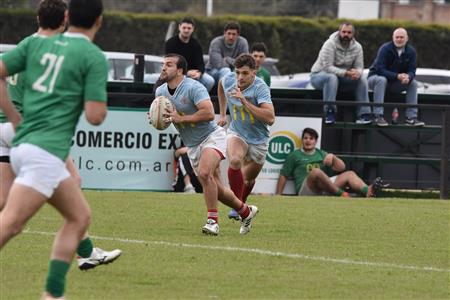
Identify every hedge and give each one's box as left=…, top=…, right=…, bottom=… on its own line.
left=1, top=9, right=449, bottom=74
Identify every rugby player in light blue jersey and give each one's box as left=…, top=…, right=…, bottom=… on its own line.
left=155, top=53, right=259, bottom=236
left=217, top=54, right=275, bottom=220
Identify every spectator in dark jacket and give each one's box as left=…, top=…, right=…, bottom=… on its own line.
left=165, top=17, right=214, bottom=91
left=368, top=28, right=424, bottom=127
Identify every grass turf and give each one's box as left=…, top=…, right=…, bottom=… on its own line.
left=0, top=191, right=448, bottom=299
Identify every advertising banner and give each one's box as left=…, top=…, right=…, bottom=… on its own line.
left=71, top=110, right=322, bottom=193
left=70, top=109, right=179, bottom=191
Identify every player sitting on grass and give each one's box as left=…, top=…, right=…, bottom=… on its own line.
left=276, top=127, right=387, bottom=197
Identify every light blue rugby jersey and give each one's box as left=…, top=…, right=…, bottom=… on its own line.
left=221, top=72, right=272, bottom=144
left=155, top=77, right=217, bottom=147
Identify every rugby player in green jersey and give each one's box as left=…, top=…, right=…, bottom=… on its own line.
left=0, top=0, right=119, bottom=298
left=276, top=127, right=386, bottom=197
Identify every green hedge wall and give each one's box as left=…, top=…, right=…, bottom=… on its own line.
left=1, top=9, right=449, bottom=74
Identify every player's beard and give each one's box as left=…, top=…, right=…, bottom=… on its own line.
left=161, top=71, right=176, bottom=82
left=339, top=36, right=351, bottom=46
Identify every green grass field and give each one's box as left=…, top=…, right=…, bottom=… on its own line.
left=1, top=191, right=449, bottom=299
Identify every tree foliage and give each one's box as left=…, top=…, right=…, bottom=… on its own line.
left=1, top=9, right=449, bottom=74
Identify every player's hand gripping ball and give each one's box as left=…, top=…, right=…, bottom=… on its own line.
left=148, top=96, right=174, bottom=130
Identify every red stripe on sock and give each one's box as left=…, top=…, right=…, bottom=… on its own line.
left=241, top=182, right=255, bottom=203
left=228, top=167, right=244, bottom=200
left=207, top=209, right=218, bottom=222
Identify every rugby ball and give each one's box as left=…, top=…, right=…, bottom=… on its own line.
left=148, top=96, right=174, bottom=130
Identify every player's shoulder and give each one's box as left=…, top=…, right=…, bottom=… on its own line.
left=183, top=77, right=205, bottom=89
left=155, top=83, right=168, bottom=96
left=17, top=33, right=48, bottom=50
left=59, top=33, right=103, bottom=55
left=222, top=72, right=236, bottom=86
left=254, top=76, right=269, bottom=88
left=253, top=76, right=271, bottom=96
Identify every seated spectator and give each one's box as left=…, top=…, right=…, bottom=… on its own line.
left=275, top=128, right=386, bottom=197
left=205, top=21, right=249, bottom=83
left=251, top=42, right=271, bottom=86
left=367, top=27, right=424, bottom=127
left=172, top=146, right=202, bottom=193
left=165, top=17, right=215, bottom=91
left=310, top=22, right=371, bottom=125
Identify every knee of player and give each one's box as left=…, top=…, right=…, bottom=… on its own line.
left=345, top=170, right=357, bottom=178
left=70, top=209, right=92, bottom=231
left=228, top=157, right=242, bottom=169
left=309, top=168, right=323, bottom=178
left=2, top=215, right=26, bottom=237
left=197, top=168, right=214, bottom=182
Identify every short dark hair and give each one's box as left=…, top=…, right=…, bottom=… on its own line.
left=179, top=17, right=195, bottom=27
left=251, top=42, right=268, bottom=54
left=69, top=0, right=103, bottom=29
left=224, top=21, right=241, bottom=34
left=165, top=53, right=188, bottom=75
left=234, top=53, right=256, bottom=70
left=37, top=0, right=67, bottom=30
left=339, top=22, right=355, bottom=33
left=302, top=127, right=319, bottom=140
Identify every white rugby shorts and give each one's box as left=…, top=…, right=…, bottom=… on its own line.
left=226, top=128, right=268, bottom=165
left=10, top=143, right=70, bottom=198
left=187, top=126, right=227, bottom=171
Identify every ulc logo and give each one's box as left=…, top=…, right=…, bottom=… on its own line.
left=266, top=131, right=301, bottom=164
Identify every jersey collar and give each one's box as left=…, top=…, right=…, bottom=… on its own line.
left=63, top=32, right=90, bottom=41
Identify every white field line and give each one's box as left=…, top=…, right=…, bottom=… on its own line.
left=23, top=229, right=450, bottom=273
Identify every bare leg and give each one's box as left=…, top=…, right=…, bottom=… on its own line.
left=227, top=137, right=247, bottom=170
left=0, top=162, right=15, bottom=210
left=215, top=168, right=243, bottom=210
left=196, top=148, right=222, bottom=211
left=47, top=176, right=91, bottom=262
left=306, top=168, right=340, bottom=194
left=241, top=160, right=263, bottom=201
left=0, top=183, right=47, bottom=248
left=334, top=171, right=367, bottom=194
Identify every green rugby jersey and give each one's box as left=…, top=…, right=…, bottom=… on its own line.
left=1, top=32, right=108, bottom=161
left=256, top=66, right=271, bottom=87
left=280, top=148, right=332, bottom=194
